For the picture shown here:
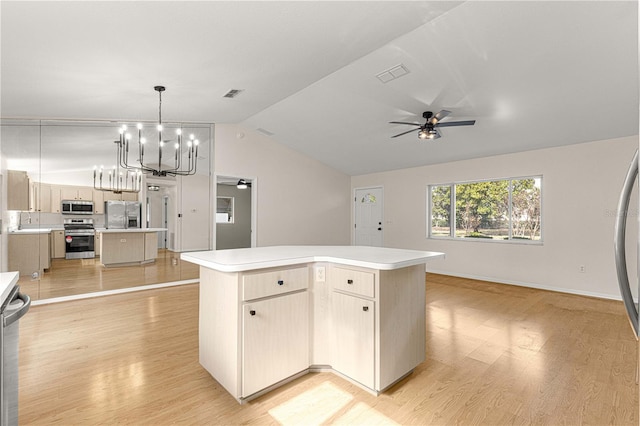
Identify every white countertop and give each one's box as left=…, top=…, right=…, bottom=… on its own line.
left=0, top=272, right=19, bottom=306
left=97, top=228, right=167, bottom=233
left=181, top=246, right=445, bottom=272
left=9, top=228, right=52, bottom=235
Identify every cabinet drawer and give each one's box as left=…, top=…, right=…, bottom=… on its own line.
left=242, top=267, right=309, bottom=301
left=332, top=267, right=375, bottom=298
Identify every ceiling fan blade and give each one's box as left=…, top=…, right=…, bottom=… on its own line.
left=430, top=110, right=451, bottom=124
left=391, top=128, right=420, bottom=138
left=436, top=120, right=476, bottom=128
left=389, top=121, right=421, bottom=126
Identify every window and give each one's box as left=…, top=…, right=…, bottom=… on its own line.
left=216, top=196, right=234, bottom=223
left=428, top=177, right=541, bottom=242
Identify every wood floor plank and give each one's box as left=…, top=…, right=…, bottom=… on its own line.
left=18, top=274, right=638, bottom=425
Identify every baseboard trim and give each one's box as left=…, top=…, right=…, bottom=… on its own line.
left=426, top=269, right=622, bottom=301
left=31, top=279, right=199, bottom=306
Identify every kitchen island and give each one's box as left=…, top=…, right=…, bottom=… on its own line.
left=181, top=245, right=445, bottom=403
left=98, top=228, right=167, bottom=267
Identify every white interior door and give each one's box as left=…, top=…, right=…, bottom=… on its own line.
left=354, top=187, right=383, bottom=247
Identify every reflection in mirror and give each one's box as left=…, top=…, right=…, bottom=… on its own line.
left=1, top=119, right=213, bottom=302
left=216, top=175, right=253, bottom=250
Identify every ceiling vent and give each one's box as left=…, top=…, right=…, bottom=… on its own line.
left=256, top=128, right=275, bottom=136
left=376, top=64, right=410, bottom=83
left=223, top=89, right=244, bottom=98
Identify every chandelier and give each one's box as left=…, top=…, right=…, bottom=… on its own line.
left=116, top=85, right=199, bottom=177
left=93, top=165, right=142, bottom=194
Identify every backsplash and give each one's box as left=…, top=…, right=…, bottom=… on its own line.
left=13, top=211, right=106, bottom=230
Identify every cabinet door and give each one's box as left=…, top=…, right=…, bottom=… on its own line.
left=8, top=170, right=29, bottom=211
left=39, top=183, right=52, bottom=212
left=332, top=291, right=375, bottom=389
left=95, top=233, right=101, bottom=256
left=242, top=291, right=309, bottom=397
left=50, top=186, right=62, bottom=213
left=93, top=190, right=104, bottom=214
left=121, top=191, right=138, bottom=201
left=52, top=230, right=66, bottom=259
left=77, top=187, right=93, bottom=201
left=60, top=187, right=78, bottom=200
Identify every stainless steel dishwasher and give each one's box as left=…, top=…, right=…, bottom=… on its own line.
left=1, top=286, right=30, bottom=426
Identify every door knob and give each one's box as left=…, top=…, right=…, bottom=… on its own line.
left=377, top=227, right=382, bottom=231
left=347, top=279, right=353, bottom=284
left=249, top=310, right=256, bottom=316
left=363, top=306, right=369, bottom=312
left=277, top=280, right=284, bottom=285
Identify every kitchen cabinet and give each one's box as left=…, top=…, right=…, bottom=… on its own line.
left=95, top=232, right=101, bottom=256
left=99, top=230, right=162, bottom=266
left=199, top=265, right=310, bottom=401
left=51, top=230, right=66, bottom=259
left=7, top=170, right=30, bottom=211
left=143, top=232, right=157, bottom=261
left=93, top=190, right=104, bottom=214
left=242, top=291, right=309, bottom=396
left=50, top=186, right=62, bottom=213
left=186, top=246, right=444, bottom=403
left=8, top=232, right=51, bottom=278
left=331, top=290, right=375, bottom=388
left=60, top=186, right=93, bottom=201
left=102, top=191, right=138, bottom=202
left=31, top=182, right=52, bottom=213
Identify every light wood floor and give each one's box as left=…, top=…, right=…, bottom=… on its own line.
left=19, top=249, right=199, bottom=301
left=19, top=274, right=638, bottom=425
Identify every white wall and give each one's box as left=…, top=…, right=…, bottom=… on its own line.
left=215, top=124, right=351, bottom=246
left=352, top=136, right=639, bottom=300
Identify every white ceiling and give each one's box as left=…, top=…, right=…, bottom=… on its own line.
left=1, top=1, right=638, bottom=176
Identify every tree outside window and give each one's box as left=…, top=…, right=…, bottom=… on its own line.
left=429, top=177, right=541, bottom=242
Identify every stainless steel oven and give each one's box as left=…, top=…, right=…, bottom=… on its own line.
left=64, top=218, right=95, bottom=259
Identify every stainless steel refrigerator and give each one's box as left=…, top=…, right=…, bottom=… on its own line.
left=614, top=149, right=639, bottom=387
left=104, top=201, right=142, bottom=229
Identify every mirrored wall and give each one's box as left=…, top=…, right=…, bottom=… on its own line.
left=1, top=119, right=213, bottom=301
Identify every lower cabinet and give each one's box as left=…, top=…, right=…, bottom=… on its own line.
left=51, top=230, right=66, bottom=259
left=242, top=291, right=309, bottom=397
left=331, top=291, right=374, bottom=388
left=198, top=262, right=425, bottom=403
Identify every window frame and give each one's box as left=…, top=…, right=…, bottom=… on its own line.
left=426, top=175, right=543, bottom=244
left=216, top=196, right=235, bottom=224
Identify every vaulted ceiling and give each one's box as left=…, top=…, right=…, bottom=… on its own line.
left=1, top=1, right=637, bottom=176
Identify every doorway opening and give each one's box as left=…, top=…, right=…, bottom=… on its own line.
left=215, top=175, right=256, bottom=249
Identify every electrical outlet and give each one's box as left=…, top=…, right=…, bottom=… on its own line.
left=315, top=266, right=326, bottom=282
left=579, top=265, right=586, bottom=273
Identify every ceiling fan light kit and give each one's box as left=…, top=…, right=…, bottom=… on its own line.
left=390, top=110, right=475, bottom=141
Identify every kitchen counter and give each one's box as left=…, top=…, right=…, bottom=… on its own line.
left=183, top=245, right=445, bottom=403
left=97, top=228, right=167, bottom=233
left=98, top=229, right=165, bottom=267
left=9, top=228, right=52, bottom=234
left=181, top=245, right=445, bottom=272
left=0, top=272, right=19, bottom=306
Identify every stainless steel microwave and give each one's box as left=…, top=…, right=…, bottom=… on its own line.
left=61, top=200, right=94, bottom=215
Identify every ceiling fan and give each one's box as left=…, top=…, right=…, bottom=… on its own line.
left=390, top=110, right=476, bottom=140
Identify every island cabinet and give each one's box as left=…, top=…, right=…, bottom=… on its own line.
left=184, top=246, right=445, bottom=404
left=199, top=266, right=309, bottom=400
left=329, top=264, right=426, bottom=392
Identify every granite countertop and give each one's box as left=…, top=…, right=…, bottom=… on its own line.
left=181, top=245, right=445, bottom=272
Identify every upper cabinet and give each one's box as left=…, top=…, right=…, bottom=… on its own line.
left=31, top=182, right=52, bottom=213
left=60, top=186, right=93, bottom=201
left=7, top=170, right=30, bottom=211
